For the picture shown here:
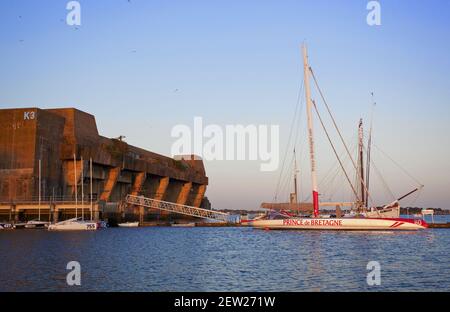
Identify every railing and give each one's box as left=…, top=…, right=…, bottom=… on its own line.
left=0, top=195, right=99, bottom=204
left=125, top=194, right=229, bottom=222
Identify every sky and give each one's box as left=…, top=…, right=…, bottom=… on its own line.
left=0, top=0, right=449, bottom=210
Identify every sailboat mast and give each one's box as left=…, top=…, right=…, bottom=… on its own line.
left=38, top=159, right=41, bottom=221
left=302, top=44, right=319, bottom=218
left=358, top=119, right=365, bottom=209
left=74, top=153, right=78, bottom=219
left=293, top=149, right=299, bottom=213
left=81, top=156, right=84, bottom=221
left=366, top=97, right=375, bottom=208
left=90, top=157, right=93, bottom=221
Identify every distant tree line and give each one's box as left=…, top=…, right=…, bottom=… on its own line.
left=400, top=207, right=450, bottom=215
left=217, top=207, right=450, bottom=215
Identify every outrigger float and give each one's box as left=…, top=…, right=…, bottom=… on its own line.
left=248, top=44, right=428, bottom=231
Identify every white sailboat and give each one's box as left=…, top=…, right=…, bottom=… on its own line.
left=48, top=155, right=98, bottom=231
left=249, top=44, right=428, bottom=231
left=48, top=217, right=98, bottom=231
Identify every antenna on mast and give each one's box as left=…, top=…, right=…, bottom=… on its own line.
left=366, top=93, right=376, bottom=208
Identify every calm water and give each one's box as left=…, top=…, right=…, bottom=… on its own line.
left=1, top=216, right=449, bottom=292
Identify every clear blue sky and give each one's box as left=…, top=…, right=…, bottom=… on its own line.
left=1, top=0, right=449, bottom=210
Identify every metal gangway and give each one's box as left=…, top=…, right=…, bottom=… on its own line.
left=125, top=194, right=230, bottom=222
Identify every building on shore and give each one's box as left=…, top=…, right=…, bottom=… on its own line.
left=0, top=107, right=208, bottom=223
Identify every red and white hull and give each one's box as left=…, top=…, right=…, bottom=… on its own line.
left=248, top=217, right=428, bottom=231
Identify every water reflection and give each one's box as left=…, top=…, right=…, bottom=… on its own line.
left=1, top=224, right=449, bottom=292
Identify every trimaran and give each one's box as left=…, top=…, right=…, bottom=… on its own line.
left=248, top=45, right=428, bottom=230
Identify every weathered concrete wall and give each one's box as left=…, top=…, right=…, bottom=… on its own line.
left=0, top=108, right=65, bottom=200
left=0, top=108, right=209, bottom=218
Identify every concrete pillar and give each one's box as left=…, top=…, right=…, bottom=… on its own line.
left=176, top=182, right=192, bottom=206
left=100, top=167, right=121, bottom=201
left=94, top=209, right=100, bottom=221
left=155, top=177, right=170, bottom=217
left=154, top=177, right=170, bottom=201
left=66, top=159, right=83, bottom=197
left=53, top=210, right=59, bottom=223
left=50, top=204, right=58, bottom=222
left=131, top=172, right=146, bottom=196
left=11, top=205, right=19, bottom=222
left=192, top=184, right=207, bottom=208
left=139, top=206, right=144, bottom=225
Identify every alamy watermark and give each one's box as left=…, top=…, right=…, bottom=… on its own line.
left=66, top=261, right=81, bottom=286
left=171, top=117, right=280, bottom=172
left=66, top=1, right=81, bottom=26
left=366, top=261, right=381, bottom=286
left=367, top=1, right=381, bottom=26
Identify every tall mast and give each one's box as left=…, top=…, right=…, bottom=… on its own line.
left=358, top=119, right=365, bottom=210
left=293, top=148, right=299, bottom=213
left=366, top=95, right=375, bottom=208
left=38, top=159, right=41, bottom=221
left=302, top=44, right=319, bottom=218
left=81, top=156, right=84, bottom=221
left=74, top=153, right=78, bottom=219
left=90, top=157, right=93, bottom=221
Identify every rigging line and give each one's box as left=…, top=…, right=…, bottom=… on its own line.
left=370, top=157, right=396, bottom=201
left=372, top=143, right=424, bottom=187
left=303, top=143, right=351, bottom=202
left=283, top=154, right=296, bottom=195
left=319, top=138, right=356, bottom=189
left=293, top=123, right=308, bottom=201
left=312, top=100, right=360, bottom=201
left=292, top=96, right=306, bottom=156
left=322, top=161, right=346, bottom=199
left=309, top=67, right=373, bottom=204
left=278, top=152, right=296, bottom=200
left=273, top=78, right=305, bottom=201
left=328, top=146, right=355, bottom=199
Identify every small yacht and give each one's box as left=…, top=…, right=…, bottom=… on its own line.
left=0, top=223, right=15, bottom=230
left=48, top=218, right=98, bottom=231
left=24, top=220, right=50, bottom=229
left=118, top=221, right=139, bottom=228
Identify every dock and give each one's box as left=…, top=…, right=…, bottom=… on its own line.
left=428, top=223, right=450, bottom=229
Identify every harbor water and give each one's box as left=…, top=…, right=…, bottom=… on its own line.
left=1, top=216, right=449, bottom=292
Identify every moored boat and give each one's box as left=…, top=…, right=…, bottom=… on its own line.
left=249, top=44, right=428, bottom=231
left=249, top=217, right=428, bottom=230
left=48, top=218, right=98, bottom=231
left=118, top=221, right=139, bottom=228
left=25, top=220, right=50, bottom=229
left=0, top=223, right=15, bottom=230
